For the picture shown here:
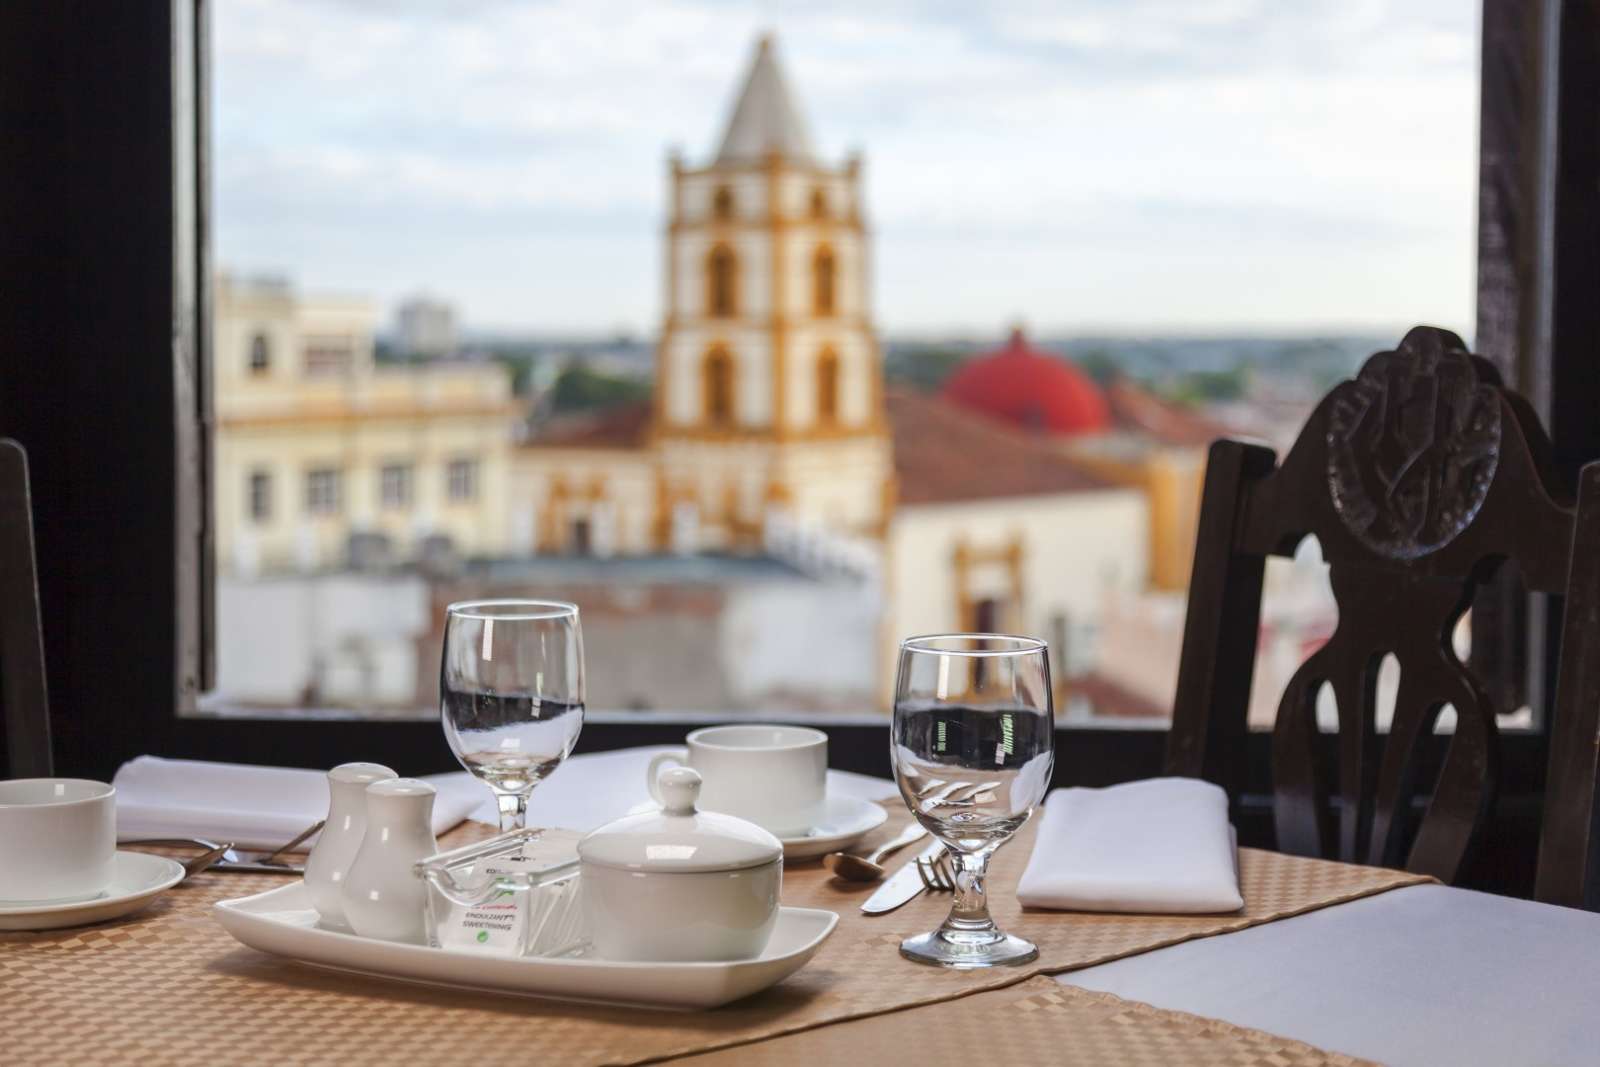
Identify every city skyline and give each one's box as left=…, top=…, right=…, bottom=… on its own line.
left=215, top=0, right=1478, bottom=337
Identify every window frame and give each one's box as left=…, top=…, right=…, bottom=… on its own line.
left=246, top=468, right=271, bottom=523
left=305, top=466, right=341, bottom=516
left=247, top=331, right=270, bottom=375
left=446, top=457, right=477, bottom=503
left=379, top=461, right=413, bottom=510
left=4, top=0, right=1589, bottom=899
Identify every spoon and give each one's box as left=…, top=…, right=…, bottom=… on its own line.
left=181, top=842, right=234, bottom=879
left=823, top=823, right=928, bottom=882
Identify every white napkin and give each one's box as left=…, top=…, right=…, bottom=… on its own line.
left=112, top=756, right=485, bottom=850
left=1015, top=778, right=1243, bottom=914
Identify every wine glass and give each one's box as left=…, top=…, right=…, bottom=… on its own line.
left=891, top=633, right=1055, bottom=968
left=441, top=599, right=585, bottom=832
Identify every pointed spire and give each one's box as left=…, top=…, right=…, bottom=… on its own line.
left=714, top=34, right=816, bottom=165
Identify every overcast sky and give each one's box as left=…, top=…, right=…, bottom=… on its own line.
left=214, top=0, right=1479, bottom=337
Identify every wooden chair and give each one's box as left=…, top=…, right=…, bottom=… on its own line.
left=1165, top=326, right=1600, bottom=909
left=0, top=438, right=51, bottom=778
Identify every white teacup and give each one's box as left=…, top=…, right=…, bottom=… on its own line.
left=647, top=725, right=827, bottom=836
left=0, top=778, right=117, bottom=903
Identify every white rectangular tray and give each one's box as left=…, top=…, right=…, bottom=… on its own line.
left=213, top=881, right=837, bottom=1011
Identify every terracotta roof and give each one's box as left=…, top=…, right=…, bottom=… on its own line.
left=887, top=388, right=1117, bottom=505
left=523, top=402, right=651, bottom=450
left=943, top=328, right=1111, bottom=437
left=1106, top=378, right=1233, bottom=448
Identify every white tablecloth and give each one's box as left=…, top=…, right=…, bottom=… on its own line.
left=1060, top=882, right=1600, bottom=1067
left=503, top=748, right=1600, bottom=1066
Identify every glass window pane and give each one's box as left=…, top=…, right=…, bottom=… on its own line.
left=202, top=6, right=1479, bottom=724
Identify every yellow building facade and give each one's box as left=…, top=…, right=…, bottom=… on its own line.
left=214, top=274, right=521, bottom=574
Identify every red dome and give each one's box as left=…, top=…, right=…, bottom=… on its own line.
left=942, top=329, right=1110, bottom=436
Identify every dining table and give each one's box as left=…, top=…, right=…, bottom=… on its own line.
left=6, top=744, right=1599, bottom=1067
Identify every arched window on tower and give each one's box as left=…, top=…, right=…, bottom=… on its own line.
left=248, top=332, right=271, bottom=375
left=816, top=348, right=840, bottom=425
left=712, top=186, right=734, bottom=221
left=809, top=186, right=827, bottom=219
left=707, top=244, right=737, bottom=317
left=703, top=346, right=735, bottom=427
left=812, top=245, right=836, bottom=316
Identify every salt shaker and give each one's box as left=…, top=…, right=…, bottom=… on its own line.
left=342, top=778, right=440, bottom=943
left=304, top=762, right=397, bottom=929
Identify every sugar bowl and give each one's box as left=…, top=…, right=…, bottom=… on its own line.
left=578, top=766, right=782, bottom=961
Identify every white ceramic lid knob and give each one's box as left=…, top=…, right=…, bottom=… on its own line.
left=658, top=766, right=702, bottom=815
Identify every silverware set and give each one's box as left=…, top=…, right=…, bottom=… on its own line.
left=121, top=820, right=324, bottom=878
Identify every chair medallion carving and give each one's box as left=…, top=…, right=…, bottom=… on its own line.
left=1325, top=329, right=1501, bottom=560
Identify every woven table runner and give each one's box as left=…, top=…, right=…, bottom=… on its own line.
left=675, top=976, right=1376, bottom=1066
left=0, top=815, right=1426, bottom=1066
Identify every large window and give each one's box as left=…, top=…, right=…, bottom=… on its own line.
left=198, top=2, right=1481, bottom=729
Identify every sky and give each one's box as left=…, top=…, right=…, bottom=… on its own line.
left=214, top=0, right=1480, bottom=338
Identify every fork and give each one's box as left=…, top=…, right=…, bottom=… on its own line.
left=915, top=847, right=959, bottom=892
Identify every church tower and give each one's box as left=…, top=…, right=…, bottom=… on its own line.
left=654, top=34, right=893, bottom=551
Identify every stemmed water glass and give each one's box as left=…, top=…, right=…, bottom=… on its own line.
left=441, top=599, right=585, bottom=832
left=891, top=633, right=1055, bottom=968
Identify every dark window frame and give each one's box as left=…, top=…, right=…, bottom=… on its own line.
left=247, top=468, right=271, bottom=522
left=247, top=331, right=270, bottom=374
left=3, top=0, right=1593, bottom=899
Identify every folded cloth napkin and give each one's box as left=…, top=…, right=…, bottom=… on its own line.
left=112, top=756, right=485, bottom=850
left=1015, top=777, right=1243, bottom=914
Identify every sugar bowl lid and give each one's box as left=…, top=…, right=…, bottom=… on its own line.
left=577, top=767, right=782, bottom=873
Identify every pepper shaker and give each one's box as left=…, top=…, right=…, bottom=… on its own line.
left=304, top=762, right=397, bottom=929
left=342, top=778, right=440, bottom=944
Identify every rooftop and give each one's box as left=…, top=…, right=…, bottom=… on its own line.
left=523, top=401, right=652, bottom=450
left=886, top=388, right=1117, bottom=506
left=942, top=328, right=1111, bottom=437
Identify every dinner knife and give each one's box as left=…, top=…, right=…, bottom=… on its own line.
left=860, top=841, right=946, bottom=915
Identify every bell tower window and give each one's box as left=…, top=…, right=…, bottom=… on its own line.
left=707, top=244, right=738, bottom=318
left=712, top=186, right=734, bottom=221
left=809, top=187, right=827, bottom=219
left=816, top=348, right=840, bottom=425
left=812, top=245, right=836, bottom=316
left=703, top=346, right=735, bottom=427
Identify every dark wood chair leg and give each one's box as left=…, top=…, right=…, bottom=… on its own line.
left=1536, top=461, right=1600, bottom=907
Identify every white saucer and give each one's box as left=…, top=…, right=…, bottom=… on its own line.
left=780, top=795, right=889, bottom=860
left=0, top=851, right=185, bottom=931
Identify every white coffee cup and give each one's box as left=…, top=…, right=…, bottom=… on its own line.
left=0, top=778, right=117, bottom=903
left=647, top=725, right=827, bottom=836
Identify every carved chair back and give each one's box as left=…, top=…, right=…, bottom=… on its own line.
left=1166, top=326, right=1600, bottom=907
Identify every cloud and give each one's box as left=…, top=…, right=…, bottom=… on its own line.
left=213, top=0, right=1477, bottom=334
